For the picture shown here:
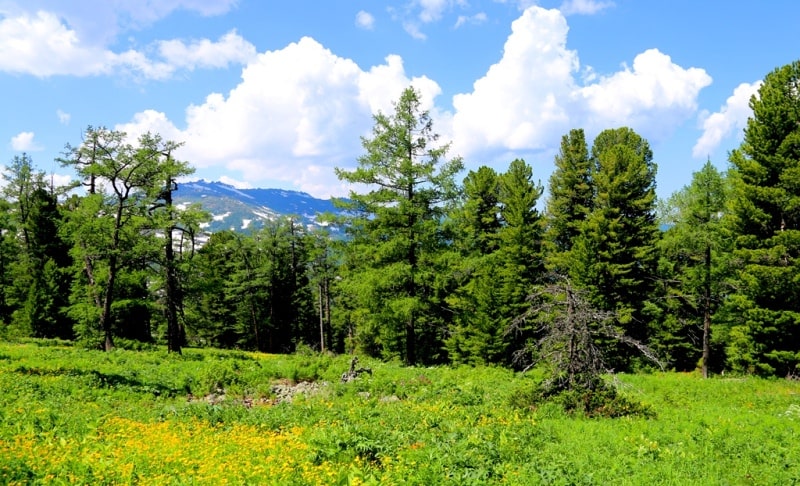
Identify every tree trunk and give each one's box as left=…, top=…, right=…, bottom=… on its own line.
left=702, top=243, right=711, bottom=378
left=318, top=281, right=325, bottom=353
left=100, top=254, right=117, bottom=351
left=405, top=182, right=417, bottom=366
left=164, top=177, right=182, bottom=354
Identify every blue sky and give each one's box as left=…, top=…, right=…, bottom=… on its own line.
left=0, top=0, right=797, bottom=200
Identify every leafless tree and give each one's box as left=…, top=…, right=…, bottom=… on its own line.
left=509, top=275, right=663, bottom=395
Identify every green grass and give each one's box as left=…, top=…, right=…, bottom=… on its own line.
left=1, top=341, right=799, bottom=484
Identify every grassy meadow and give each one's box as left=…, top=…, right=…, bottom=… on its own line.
left=1, top=340, right=799, bottom=485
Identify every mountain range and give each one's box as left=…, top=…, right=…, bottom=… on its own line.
left=174, top=180, right=345, bottom=235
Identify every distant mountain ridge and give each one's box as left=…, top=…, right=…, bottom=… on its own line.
left=174, top=180, right=344, bottom=234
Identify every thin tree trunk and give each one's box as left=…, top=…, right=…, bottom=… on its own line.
left=100, top=254, right=117, bottom=351
left=319, top=282, right=325, bottom=353
left=164, top=177, right=182, bottom=354
left=702, top=243, right=711, bottom=378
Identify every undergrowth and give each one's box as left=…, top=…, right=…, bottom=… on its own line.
left=0, top=340, right=798, bottom=484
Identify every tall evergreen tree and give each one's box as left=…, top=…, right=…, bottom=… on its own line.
left=444, top=166, right=505, bottom=364
left=724, top=60, right=800, bottom=376
left=2, top=154, right=73, bottom=338
left=571, top=128, right=659, bottom=368
left=545, top=129, right=593, bottom=273
left=656, top=161, right=729, bottom=374
left=183, top=230, right=241, bottom=347
left=497, top=159, right=545, bottom=362
left=0, top=198, right=18, bottom=329
left=335, top=86, right=463, bottom=364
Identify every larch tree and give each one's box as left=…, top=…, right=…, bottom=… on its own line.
left=335, top=86, right=463, bottom=365
left=140, top=133, right=199, bottom=354
left=61, top=127, right=192, bottom=351
left=657, top=161, right=729, bottom=375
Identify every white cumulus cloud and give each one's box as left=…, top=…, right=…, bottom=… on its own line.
left=119, top=6, right=713, bottom=199
left=0, top=11, right=112, bottom=76
left=11, top=131, right=43, bottom=151
left=118, top=37, right=442, bottom=198
left=693, top=81, right=761, bottom=158
left=451, top=6, right=711, bottom=161
left=578, top=49, right=712, bottom=138
left=0, top=9, right=253, bottom=79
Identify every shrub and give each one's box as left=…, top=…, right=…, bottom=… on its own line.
left=510, top=378, right=654, bottom=418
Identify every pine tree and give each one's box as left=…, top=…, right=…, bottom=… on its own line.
left=545, top=129, right=593, bottom=273
left=571, top=128, right=659, bottom=368
left=724, top=60, right=800, bottom=376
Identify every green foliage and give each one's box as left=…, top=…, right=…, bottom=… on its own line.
left=570, top=128, right=660, bottom=367
left=335, top=86, right=463, bottom=364
left=510, top=378, right=654, bottom=418
left=724, top=60, right=800, bottom=376
left=183, top=221, right=318, bottom=353
left=2, top=341, right=800, bottom=484
left=2, top=154, right=74, bottom=340
left=655, top=161, right=730, bottom=373
left=444, top=160, right=544, bottom=366
left=546, top=128, right=593, bottom=273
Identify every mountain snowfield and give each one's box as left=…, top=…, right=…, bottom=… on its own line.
left=174, top=180, right=344, bottom=236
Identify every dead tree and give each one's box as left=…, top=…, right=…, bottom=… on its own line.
left=509, top=275, right=662, bottom=395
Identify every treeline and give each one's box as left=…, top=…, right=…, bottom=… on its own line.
left=2, top=61, right=800, bottom=377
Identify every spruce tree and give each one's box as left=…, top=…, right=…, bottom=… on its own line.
left=444, top=167, right=505, bottom=364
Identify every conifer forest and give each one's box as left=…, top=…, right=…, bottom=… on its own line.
left=4, top=60, right=800, bottom=379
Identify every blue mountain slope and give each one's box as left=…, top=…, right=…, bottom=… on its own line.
left=174, top=180, right=344, bottom=233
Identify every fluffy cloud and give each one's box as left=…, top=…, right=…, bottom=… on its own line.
left=1, top=0, right=237, bottom=44
left=158, top=30, right=257, bottom=71
left=578, top=49, right=712, bottom=137
left=11, top=131, right=43, bottom=151
left=559, top=0, right=615, bottom=16
left=0, top=9, right=253, bottom=79
left=693, top=81, right=760, bottom=158
left=120, top=6, right=712, bottom=199
left=451, top=6, right=710, bottom=161
left=119, top=37, right=441, bottom=197
left=355, top=11, right=375, bottom=30
left=0, top=11, right=111, bottom=76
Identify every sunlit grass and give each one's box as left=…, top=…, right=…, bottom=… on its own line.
left=1, top=341, right=799, bottom=484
